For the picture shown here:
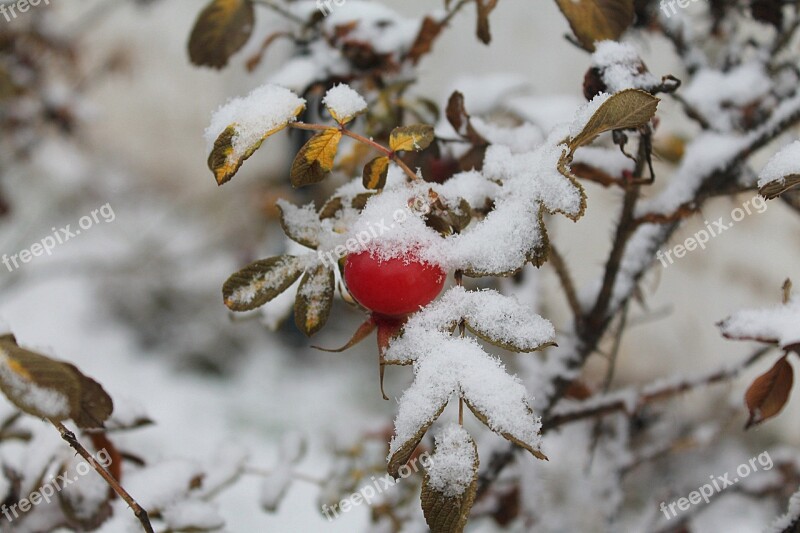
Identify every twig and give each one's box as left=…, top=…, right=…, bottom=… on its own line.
left=548, top=244, right=583, bottom=321
left=51, top=421, right=154, bottom=533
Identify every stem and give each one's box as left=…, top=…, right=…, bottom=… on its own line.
left=250, top=0, right=307, bottom=25
left=548, top=245, right=583, bottom=322
left=290, top=122, right=421, bottom=182
left=50, top=421, right=154, bottom=533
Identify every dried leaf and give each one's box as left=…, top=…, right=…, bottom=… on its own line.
left=568, top=89, right=659, bottom=152
left=362, top=156, right=390, bottom=189
left=745, top=356, right=794, bottom=429
left=760, top=174, right=800, bottom=200
left=294, top=266, right=335, bottom=336
left=420, top=425, right=479, bottom=533
left=223, top=255, right=305, bottom=311
left=389, top=124, right=435, bottom=152
left=277, top=202, right=320, bottom=249
left=476, top=0, right=499, bottom=44
left=188, top=0, right=255, bottom=69
left=319, top=196, right=344, bottom=220
left=408, top=16, right=446, bottom=64
left=290, top=128, right=342, bottom=187
left=554, top=0, right=634, bottom=52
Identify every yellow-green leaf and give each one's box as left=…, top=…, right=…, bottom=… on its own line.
left=362, top=156, right=390, bottom=189
left=294, top=266, right=335, bottom=336
left=420, top=425, right=479, bottom=533
left=223, top=256, right=305, bottom=311
left=188, top=0, right=255, bottom=69
left=290, top=128, right=342, bottom=187
left=389, top=124, right=435, bottom=152
left=568, top=89, right=659, bottom=152
left=554, top=0, right=634, bottom=52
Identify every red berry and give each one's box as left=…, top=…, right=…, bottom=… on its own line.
left=344, top=251, right=446, bottom=318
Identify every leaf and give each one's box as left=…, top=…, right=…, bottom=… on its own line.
left=223, top=255, right=305, bottom=312
left=362, top=156, right=390, bottom=189
left=476, top=0, right=499, bottom=44
left=760, top=174, right=800, bottom=200
left=389, top=124, right=435, bottom=152
left=276, top=201, right=321, bottom=249
left=0, top=335, right=113, bottom=429
left=188, top=0, right=255, bottom=69
left=568, top=89, right=659, bottom=152
left=554, top=0, right=634, bottom=52
left=209, top=120, right=295, bottom=186
left=420, top=425, right=479, bottom=533
left=445, top=92, right=487, bottom=145
left=745, top=356, right=794, bottom=429
left=290, top=128, right=342, bottom=187
left=408, top=16, right=446, bottom=64
left=294, top=266, right=335, bottom=336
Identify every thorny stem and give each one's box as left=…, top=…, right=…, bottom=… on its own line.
left=456, top=269, right=465, bottom=426
left=290, top=122, right=421, bottom=182
left=50, top=421, right=154, bottom=533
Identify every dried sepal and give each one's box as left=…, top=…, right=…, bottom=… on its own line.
left=223, top=255, right=305, bottom=311
left=294, top=266, right=335, bottom=336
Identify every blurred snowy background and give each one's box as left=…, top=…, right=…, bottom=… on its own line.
left=0, top=0, right=798, bottom=531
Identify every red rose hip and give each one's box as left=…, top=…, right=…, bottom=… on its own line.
left=344, top=251, right=446, bottom=317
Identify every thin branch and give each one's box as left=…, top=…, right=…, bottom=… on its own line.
left=548, top=244, right=583, bottom=321
left=51, top=421, right=154, bottom=533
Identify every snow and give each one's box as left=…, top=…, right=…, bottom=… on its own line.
left=568, top=92, right=612, bottom=140
left=323, top=84, right=368, bottom=123
left=572, top=146, right=636, bottom=177
left=470, top=118, right=543, bottom=153
left=424, top=424, right=476, bottom=498
left=759, top=140, right=800, bottom=188
left=768, top=488, right=800, bottom=532
left=226, top=255, right=306, bottom=308
left=163, top=499, right=225, bottom=531
left=123, top=458, right=204, bottom=510
left=431, top=170, right=500, bottom=210
left=0, top=349, right=71, bottom=420
left=260, top=464, right=294, bottom=512
left=276, top=200, right=321, bottom=247
left=204, top=84, right=306, bottom=155
left=591, top=41, right=659, bottom=92
left=719, top=296, right=800, bottom=349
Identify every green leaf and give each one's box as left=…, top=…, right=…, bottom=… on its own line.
left=389, top=124, right=435, bottom=152
left=189, top=0, right=255, bottom=69
left=294, top=266, right=335, bottom=336
left=223, top=255, right=305, bottom=311
left=290, top=128, right=342, bottom=187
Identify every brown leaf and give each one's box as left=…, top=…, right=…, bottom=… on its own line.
left=277, top=203, right=320, bottom=249
left=362, top=156, right=390, bottom=189
left=760, top=174, right=800, bottom=200
left=554, top=0, right=634, bottom=52
left=294, top=266, right=335, bottom=336
left=290, top=128, right=342, bottom=187
left=568, top=89, right=659, bottom=151
left=223, top=255, right=305, bottom=311
left=745, top=356, right=794, bottom=429
left=408, top=16, right=445, bottom=64
left=389, top=124, right=435, bottom=152
left=445, top=92, right=486, bottom=145
left=188, top=0, right=255, bottom=69
left=476, top=0, right=499, bottom=44
left=420, top=427, right=479, bottom=533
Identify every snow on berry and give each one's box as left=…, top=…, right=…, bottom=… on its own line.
left=323, top=83, right=368, bottom=124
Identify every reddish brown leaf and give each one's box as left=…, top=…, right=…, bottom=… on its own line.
left=745, top=356, right=794, bottom=429
left=408, top=16, right=445, bottom=64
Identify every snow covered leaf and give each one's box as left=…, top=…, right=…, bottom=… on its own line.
left=744, top=356, right=794, bottom=429
left=758, top=141, right=800, bottom=199
left=719, top=294, right=800, bottom=352
left=568, top=89, right=659, bottom=152
left=290, top=128, right=342, bottom=187
left=294, top=265, right=335, bottom=336
left=276, top=200, right=321, bottom=249
left=163, top=499, right=225, bottom=532
left=554, top=0, right=634, bottom=52
left=0, top=334, right=113, bottom=428
left=223, top=255, right=305, bottom=312
left=322, top=84, right=367, bottom=125
left=363, top=156, right=390, bottom=189
left=58, top=455, right=112, bottom=530
left=260, top=464, right=293, bottom=512
left=188, top=0, right=255, bottom=69
left=390, top=124, right=435, bottom=152
left=420, top=424, right=479, bottom=533
left=206, top=84, right=306, bottom=185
